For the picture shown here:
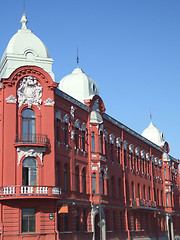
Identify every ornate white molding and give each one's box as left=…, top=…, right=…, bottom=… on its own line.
left=70, top=106, right=76, bottom=119
left=141, top=150, right=145, bottom=159
left=129, top=144, right=134, bottom=153
left=116, top=137, right=121, bottom=148
left=90, top=99, right=103, bottom=124
left=44, top=98, right=55, bottom=106
left=109, top=134, right=115, bottom=145
left=135, top=147, right=140, bottom=156
left=123, top=141, right=128, bottom=151
left=17, top=76, right=42, bottom=108
left=17, top=147, right=46, bottom=165
left=6, top=95, right=17, bottom=103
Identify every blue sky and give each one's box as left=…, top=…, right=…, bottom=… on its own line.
left=0, top=0, right=180, bottom=159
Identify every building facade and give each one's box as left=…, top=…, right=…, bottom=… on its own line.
left=0, top=13, right=179, bottom=240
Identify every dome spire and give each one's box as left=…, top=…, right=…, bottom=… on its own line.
left=20, top=12, right=28, bottom=30
left=76, top=46, right=79, bottom=67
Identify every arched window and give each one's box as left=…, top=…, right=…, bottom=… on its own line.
left=131, top=181, right=134, bottom=199
left=166, top=193, right=169, bottom=207
left=110, top=144, right=114, bottom=162
left=164, top=167, right=167, bottom=180
left=92, top=173, right=96, bottom=194
left=64, top=123, right=68, bottom=145
left=157, top=189, right=159, bottom=206
left=56, top=119, right=60, bottom=142
left=124, top=150, right=127, bottom=166
left=64, top=165, right=68, bottom=191
left=91, top=132, right=95, bottom=152
left=82, top=168, right=86, bottom=193
left=22, top=109, right=36, bottom=142
left=82, top=131, right=85, bottom=151
left=100, top=131, right=103, bottom=154
left=100, top=171, right=105, bottom=195
left=75, top=166, right=79, bottom=192
left=137, top=183, right=140, bottom=199
left=118, top=147, right=121, bottom=164
left=111, top=176, right=115, bottom=198
left=143, top=185, right=146, bottom=199
left=75, top=128, right=79, bottom=149
left=161, top=190, right=163, bottom=206
left=75, top=209, right=79, bottom=231
left=148, top=186, right=151, bottom=200
left=22, top=157, right=37, bottom=186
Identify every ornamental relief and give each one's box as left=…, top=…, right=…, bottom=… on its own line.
left=17, top=76, right=42, bottom=109
left=17, top=147, right=46, bottom=165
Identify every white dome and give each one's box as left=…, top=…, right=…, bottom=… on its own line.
left=142, top=121, right=165, bottom=146
left=59, top=67, right=99, bottom=103
left=0, top=13, right=54, bottom=80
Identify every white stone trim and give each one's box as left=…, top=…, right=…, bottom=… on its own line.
left=44, top=98, right=55, bottom=106
left=6, top=95, right=17, bottom=103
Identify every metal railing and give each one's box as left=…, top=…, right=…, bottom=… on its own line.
left=15, top=134, right=48, bottom=145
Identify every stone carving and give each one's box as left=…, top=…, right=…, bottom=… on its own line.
left=63, top=114, right=69, bottom=124
left=71, top=130, right=75, bottom=140
left=6, top=95, right=17, bottom=103
left=109, top=134, right=115, bottom=145
left=90, top=99, right=103, bottom=124
left=56, top=110, right=62, bottom=121
left=17, top=147, right=45, bottom=165
left=44, top=98, right=55, bottom=106
left=70, top=106, right=76, bottom=119
left=17, top=76, right=42, bottom=108
left=81, top=123, right=86, bottom=132
left=135, top=147, right=140, bottom=156
left=116, top=137, right=121, bottom=148
left=123, top=141, right=128, bottom=151
left=129, top=144, right=134, bottom=153
left=141, top=150, right=145, bottom=159
left=74, top=119, right=80, bottom=129
left=146, top=153, right=150, bottom=161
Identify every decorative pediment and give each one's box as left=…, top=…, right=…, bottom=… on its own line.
left=90, top=99, right=103, bottom=124
left=44, top=98, right=55, bottom=106
left=17, top=76, right=42, bottom=109
left=140, top=150, right=145, bottom=159
left=146, top=153, right=150, bottom=161
left=6, top=95, right=17, bottom=103
left=135, top=147, right=140, bottom=156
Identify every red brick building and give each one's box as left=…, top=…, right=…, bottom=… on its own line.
left=0, top=13, right=179, bottom=240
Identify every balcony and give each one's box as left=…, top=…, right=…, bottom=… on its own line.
left=0, top=186, right=61, bottom=199
left=15, top=134, right=49, bottom=147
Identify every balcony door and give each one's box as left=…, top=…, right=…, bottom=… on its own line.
left=22, top=157, right=37, bottom=186
left=22, top=109, right=36, bottom=142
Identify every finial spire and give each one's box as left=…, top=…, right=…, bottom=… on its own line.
left=150, top=108, right=152, bottom=122
left=77, top=46, right=79, bottom=67
left=20, top=12, right=28, bottom=29
left=23, top=0, right=26, bottom=13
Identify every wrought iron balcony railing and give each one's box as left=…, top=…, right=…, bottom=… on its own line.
left=15, top=134, right=49, bottom=145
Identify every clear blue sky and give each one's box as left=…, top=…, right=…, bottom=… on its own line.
left=0, top=0, right=180, bottom=159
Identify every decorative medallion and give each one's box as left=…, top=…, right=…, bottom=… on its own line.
left=17, top=76, right=42, bottom=109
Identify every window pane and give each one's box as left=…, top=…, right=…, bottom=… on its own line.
left=22, top=109, right=35, bottom=118
left=22, top=208, right=35, bottom=233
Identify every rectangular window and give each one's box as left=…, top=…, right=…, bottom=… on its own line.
left=22, top=208, right=35, bottom=233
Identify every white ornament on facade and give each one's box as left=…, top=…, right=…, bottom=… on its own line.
left=17, top=147, right=46, bottom=165
left=123, top=141, right=128, bottom=151
left=146, top=153, right=150, bottom=162
left=141, top=150, right=145, bottom=159
left=44, top=98, right=55, bottom=106
left=116, top=137, right=121, bottom=148
left=71, top=130, right=75, bottom=140
left=70, top=106, right=76, bottom=119
left=17, top=76, right=42, bottom=108
left=90, top=99, right=103, bottom=124
left=6, top=95, right=17, bottom=103
left=129, top=144, right=134, bottom=153
left=109, top=134, right=115, bottom=145
left=135, top=147, right=140, bottom=156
